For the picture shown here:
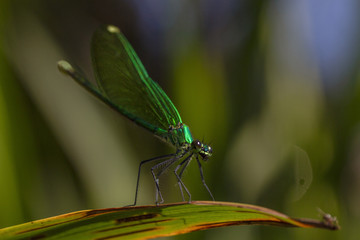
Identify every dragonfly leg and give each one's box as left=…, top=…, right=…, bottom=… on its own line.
left=178, top=182, right=185, bottom=202
left=130, top=153, right=176, bottom=206
left=196, top=157, right=215, bottom=201
left=174, top=162, right=185, bottom=201
left=151, top=169, right=163, bottom=205
left=151, top=156, right=179, bottom=205
left=174, top=153, right=193, bottom=202
left=177, top=156, right=192, bottom=202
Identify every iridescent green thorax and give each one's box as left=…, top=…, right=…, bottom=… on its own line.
left=165, top=123, right=193, bottom=147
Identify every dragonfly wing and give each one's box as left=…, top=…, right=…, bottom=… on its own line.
left=91, top=25, right=182, bottom=133
left=58, top=60, right=112, bottom=107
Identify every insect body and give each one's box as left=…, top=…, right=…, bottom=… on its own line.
left=58, top=25, right=214, bottom=205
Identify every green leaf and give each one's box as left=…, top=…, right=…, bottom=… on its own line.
left=0, top=201, right=339, bottom=240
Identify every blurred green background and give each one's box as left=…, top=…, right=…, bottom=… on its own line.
left=0, top=0, right=359, bottom=239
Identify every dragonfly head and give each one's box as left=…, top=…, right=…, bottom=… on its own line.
left=192, top=140, right=212, bottom=161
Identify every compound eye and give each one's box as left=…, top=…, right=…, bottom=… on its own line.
left=208, top=146, right=213, bottom=154
left=192, top=140, right=202, bottom=150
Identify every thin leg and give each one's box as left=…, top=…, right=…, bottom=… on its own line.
left=151, top=150, right=191, bottom=202
left=150, top=156, right=179, bottom=205
left=130, top=153, right=176, bottom=206
left=151, top=170, right=163, bottom=205
left=177, top=155, right=192, bottom=201
left=174, top=153, right=193, bottom=202
left=196, top=157, right=215, bottom=201
left=178, top=156, right=191, bottom=179
left=152, top=156, right=179, bottom=178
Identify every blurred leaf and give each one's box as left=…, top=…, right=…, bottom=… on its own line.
left=0, top=55, right=24, bottom=227
left=0, top=201, right=338, bottom=240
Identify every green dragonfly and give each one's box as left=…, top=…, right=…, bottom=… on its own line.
left=58, top=25, right=214, bottom=205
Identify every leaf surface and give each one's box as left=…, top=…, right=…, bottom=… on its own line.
left=0, top=201, right=339, bottom=240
